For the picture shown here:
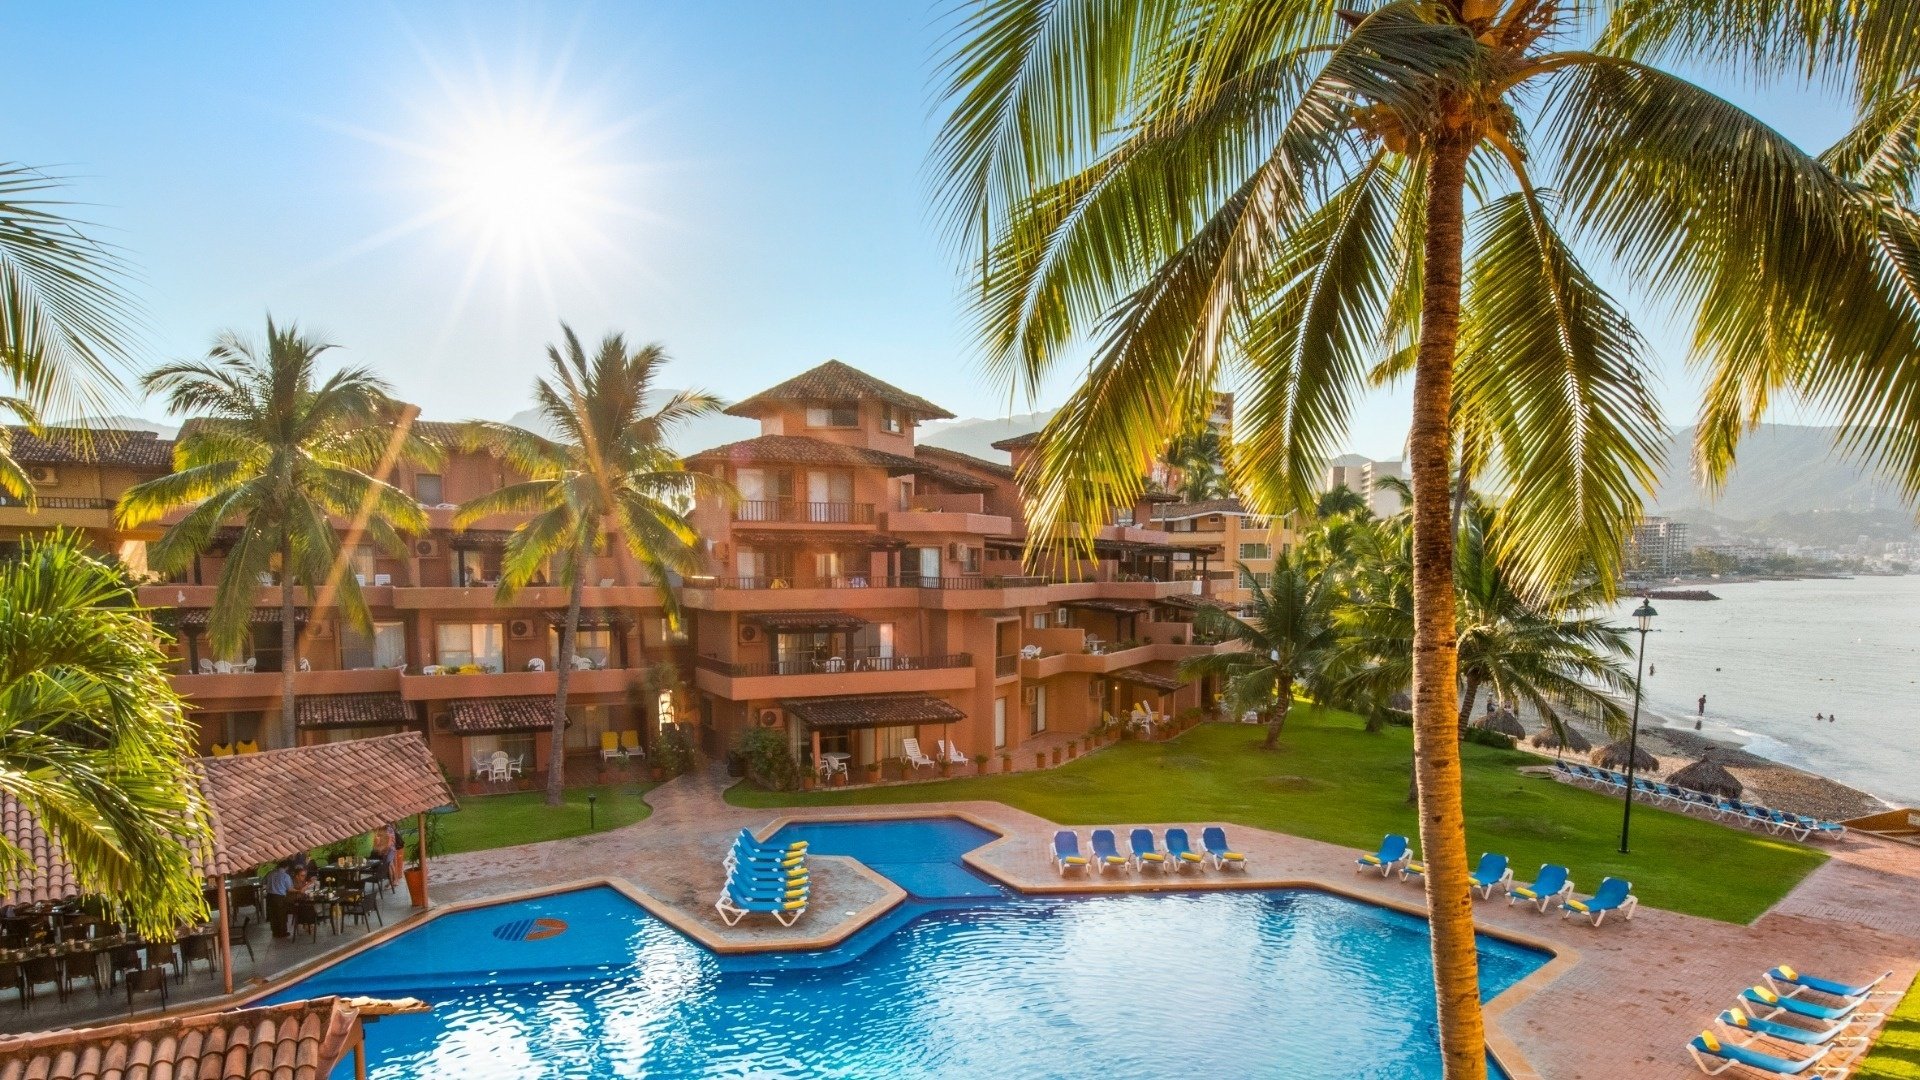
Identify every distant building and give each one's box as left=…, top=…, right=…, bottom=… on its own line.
left=1321, top=456, right=1406, bottom=519
left=1628, top=517, right=1690, bottom=574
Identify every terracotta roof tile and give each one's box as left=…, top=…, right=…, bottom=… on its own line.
left=1152, top=498, right=1247, bottom=520
left=1, top=426, right=174, bottom=469
left=913, top=444, right=1014, bottom=480
left=1114, top=666, right=1184, bottom=692
left=295, top=693, right=415, bottom=729
left=988, top=430, right=1039, bottom=451
left=723, top=360, right=953, bottom=420
left=437, top=696, right=556, bottom=735
left=780, top=692, right=966, bottom=730
left=1, top=790, right=216, bottom=907
left=199, top=733, right=454, bottom=872
left=0, top=996, right=424, bottom=1080
left=686, top=435, right=994, bottom=493
left=745, top=610, right=867, bottom=631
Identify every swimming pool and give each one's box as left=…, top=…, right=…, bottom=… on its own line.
left=273, top=818, right=1548, bottom=1078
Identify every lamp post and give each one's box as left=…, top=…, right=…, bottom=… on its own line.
left=587, top=793, right=598, bottom=831
left=1618, top=599, right=1658, bottom=854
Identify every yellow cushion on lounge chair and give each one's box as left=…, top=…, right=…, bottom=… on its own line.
left=1405, top=861, right=1426, bottom=875
left=1062, top=855, right=1087, bottom=865
left=1778, top=965, right=1798, bottom=980
left=1750, top=986, right=1779, bottom=1003
left=1565, top=898, right=1588, bottom=912
left=1360, top=854, right=1382, bottom=865
left=1221, top=851, right=1244, bottom=861
left=1700, top=1032, right=1721, bottom=1052
left=601, top=732, right=619, bottom=750
left=1179, top=852, right=1203, bottom=862
left=1140, top=852, right=1164, bottom=862
left=1726, top=1009, right=1750, bottom=1028
left=782, top=899, right=804, bottom=910
left=1103, top=856, right=1128, bottom=865
left=1512, top=886, right=1537, bottom=899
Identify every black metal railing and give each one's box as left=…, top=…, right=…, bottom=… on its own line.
left=994, top=654, right=1018, bottom=677
left=733, top=499, right=876, bottom=524
left=696, top=651, right=972, bottom=677
left=694, top=574, right=1056, bottom=591
left=0, top=495, right=114, bottom=510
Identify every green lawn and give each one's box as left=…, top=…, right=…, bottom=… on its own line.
left=1859, top=977, right=1920, bottom=1078
left=438, top=783, right=657, bottom=856
left=727, top=708, right=1824, bottom=923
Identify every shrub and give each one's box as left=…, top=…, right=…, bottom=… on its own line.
left=655, top=724, right=696, bottom=777
left=737, top=726, right=798, bottom=790
left=1464, top=727, right=1516, bottom=750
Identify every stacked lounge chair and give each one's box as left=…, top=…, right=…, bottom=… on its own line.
left=1550, top=762, right=1848, bottom=842
left=1680, top=964, right=1900, bottom=1074
left=715, top=829, right=810, bottom=927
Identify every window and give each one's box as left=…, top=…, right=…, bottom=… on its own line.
left=657, top=690, right=676, bottom=729
left=805, top=405, right=859, bottom=428
left=1030, top=612, right=1048, bottom=630
left=436, top=622, right=503, bottom=670
left=249, top=626, right=283, bottom=670
left=1054, top=608, right=1070, bottom=627
left=881, top=404, right=905, bottom=434
left=1240, top=515, right=1272, bottom=529
left=1239, top=542, right=1272, bottom=561
left=993, top=698, right=1007, bottom=748
left=414, top=473, right=443, bottom=504
left=349, top=546, right=376, bottom=582
left=341, top=621, right=406, bottom=669
left=1031, top=684, right=1047, bottom=733
left=1238, top=569, right=1272, bottom=589
left=660, top=617, right=688, bottom=643
left=551, top=627, right=612, bottom=668
left=958, top=546, right=982, bottom=574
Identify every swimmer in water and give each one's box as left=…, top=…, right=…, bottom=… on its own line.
left=1816, top=712, right=1824, bottom=721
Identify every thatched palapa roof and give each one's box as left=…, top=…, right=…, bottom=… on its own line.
left=1475, top=708, right=1527, bottom=739
left=1530, top=722, right=1592, bottom=752
left=1593, top=739, right=1659, bottom=773
left=1669, top=757, right=1742, bottom=799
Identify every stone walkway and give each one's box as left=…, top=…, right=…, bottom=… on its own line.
left=422, top=762, right=1920, bottom=1079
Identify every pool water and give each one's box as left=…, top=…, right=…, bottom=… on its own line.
left=273, top=819, right=1546, bottom=1079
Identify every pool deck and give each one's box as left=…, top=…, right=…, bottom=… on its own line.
left=22, top=758, right=1920, bottom=1078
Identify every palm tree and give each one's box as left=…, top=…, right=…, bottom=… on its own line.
left=454, top=326, right=724, bottom=806
left=932, top=8, right=1915, bottom=1069
left=0, top=166, right=139, bottom=500
left=0, top=532, right=210, bottom=938
left=116, top=319, right=434, bottom=748
left=1179, top=552, right=1338, bottom=748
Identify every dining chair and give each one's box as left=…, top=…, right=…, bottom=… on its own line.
left=106, top=944, right=143, bottom=988
left=145, top=941, right=182, bottom=983
left=124, top=966, right=168, bottom=1014
left=65, top=947, right=107, bottom=998
left=489, top=751, right=511, bottom=782
left=344, top=893, right=383, bottom=931
left=181, top=934, right=218, bottom=980
left=292, top=900, right=322, bottom=943
left=226, top=916, right=254, bottom=965
left=22, top=955, right=67, bottom=1004
left=507, top=754, right=526, bottom=778
left=0, top=959, right=23, bottom=1011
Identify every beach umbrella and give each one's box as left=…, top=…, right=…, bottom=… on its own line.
left=1530, top=723, right=1592, bottom=753
left=1592, top=739, right=1659, bottom=773
left=1668, top=757, right=1742, bottom=799
left=1389, top=691, right=1412, bottom=712
left=1475, top=709, right=1527, bottom=739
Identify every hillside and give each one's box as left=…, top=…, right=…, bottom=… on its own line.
left=1650, top=424, right=1908, bottom=520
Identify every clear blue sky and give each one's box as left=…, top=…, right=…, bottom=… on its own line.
left=0, top=2, right=1857, bottom=458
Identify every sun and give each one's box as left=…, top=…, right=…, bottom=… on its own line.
left=432, top=110, right=608, bottom=253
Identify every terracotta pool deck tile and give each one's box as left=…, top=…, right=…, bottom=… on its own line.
left=272, top=765, right=1920, bottom=1077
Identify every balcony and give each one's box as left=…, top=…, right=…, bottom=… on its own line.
left=169, top=666, right=402, bottom=703
left=732, top=499, right=875, bottom=526
left=693, top=651, right=975, bottom=700
left=1019, top=639, right=1238, bottom=681
left=994, top=654, right=1018, bottom=678
left=398, top=666, right=641, bottom=701
left=883, top=509, right=1014, bottom=535
left=389, top=584, right=662, bottom=610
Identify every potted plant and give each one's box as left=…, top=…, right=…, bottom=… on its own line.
left=864, top=761, right=881, bottom=783
left=972, top=752, right=988, bottom=776
left=999, top=752, right=1012, bottom=774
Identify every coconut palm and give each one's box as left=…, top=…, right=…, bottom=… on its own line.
left=454, top=326, right=725, bottom=806
left=932, top=4, right=1914, bottom=1071
left=115, top=319, right=434, bottom=748
left=0, top=166, right=139, bottom=501
left=0, top=532, right=209, bottom=937
left=1179, top=552, right=1338, bottom=748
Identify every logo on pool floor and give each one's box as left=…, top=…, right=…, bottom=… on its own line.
left=492, top=917, right=568, bottom=942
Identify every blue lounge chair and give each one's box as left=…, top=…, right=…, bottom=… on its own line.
left=1201, top=827, right=1247, bottom=871
left=1356, top=834, right=1410, bottom=877
left=1507, top=864, right=1571, bottom=913
left=1717, top=1008, right=1870, bottom=1052
left=1686, top=1031, right=1846, bottom=1077
left=1795, top=816, right=1847, bottom=840
left=1052, top=831, right=1090, bottom=876
left=1469, top=852, right=1512, bottom=899
left=1164, top=829, right=1205, bottom=872
left=1129, top=828, right=1169, bottom=873
left=1562, top=877, right=1637, bottom=926
left=715, top=881, right=809, bottom=927
left=729, top=876, right=809, bottom=901
left=1765, top=966, right=1895, bottom=1001
left=1739, top=985, right=1883, bottom=1026
left=1089, top=829, right=1131, bottom=874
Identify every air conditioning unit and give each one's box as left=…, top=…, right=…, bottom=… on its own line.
left=508, top=618, right=536, bottom=640
left=738, top=623, right=761, bottom=644
left=757, top=708, right=781, bottom=728
left=27, top=466, right=57, bottom=487
left=307, top=620, right=333, bottom=640
left=414, top=538, right=440, bottom=558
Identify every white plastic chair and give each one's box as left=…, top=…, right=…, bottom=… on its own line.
left=822, top=656, right=846, bottom=673
left=488, top=751, right=511, bottom=781
left=597, top=577, right=614, bottom=587
left=901, top=738, right=937, bottom=774
left=471, top=753, right=491, bottom=778
left=241, top=657, right=258, bottom=672
left=507, top=754, right=525, bottom=778
left=372, top=573, right=391, bottom=586
left=197, top=659, right=215, bottom=674
left=1019, top=644, right=1043, bottom=660
left=526, top=657, right=546, bottom=672
left=213, top=660, right=233, bottom=674
left=297, top=657, right=311, bottom=672
left=571, top=654, right=594, bottom=671
left=937, top=739, right=967, bottom=764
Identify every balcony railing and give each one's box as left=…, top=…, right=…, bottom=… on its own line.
left=693, top=574, right=1056, bottom=591
left=0, top=495, right=114, bottom=510
left=733, top=499, right=875, bottom=524
left=696, top=651, right=972, bottom=677
left=994, top=654, right=1018, bottom=677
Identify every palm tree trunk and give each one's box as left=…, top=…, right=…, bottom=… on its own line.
left=278, top=536, right=297, bottom=749
left=1262, top=674, right=1293, bottom=749
left=1408, top=128, right=1486, bottom=1080
left=548, top=543, right=586, bottom=806
left=1456, top=673, right=1483, bottom=740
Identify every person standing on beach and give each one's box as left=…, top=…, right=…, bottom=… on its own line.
left=1698, top=694, right=1706, bottom=716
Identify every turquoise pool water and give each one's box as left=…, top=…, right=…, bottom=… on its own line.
left=273, top=818, right=1547, bottom=1078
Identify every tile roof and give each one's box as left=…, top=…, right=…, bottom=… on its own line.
left=0, top=996, right=427, bottom=1080
left=542, top=608, right=634, bottom=629
left=162, top=607, right=310, bottom=628
left=437, top=696, right=557, bottom=735
left=686, top=435, right=993, bottom=493
left=294, top=693, right=415, bottom=729
left=913, top=443, right=1014, bottom=481
left=988, top=431, right=1039, bottom=451
left=1064, top=599, right=1151, bottom=615
left=746, top=610, right=868, bottom=631
left=2, top=426, right=174, bottom=469
left=1114, top=665, right=1185, bottom=692
left=724, top=360, right=954, bottom=420
left=1150, top=593, right=1234, bottom=612
left=1, top=791, right=216, bottom=907
left=780, top=692, right=967, bottom=730
left=1152, top=497, right=1247, bottom=520
left=198, top=732, right=454, bottom=872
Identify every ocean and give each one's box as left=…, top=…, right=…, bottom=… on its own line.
left=1617, top=575, right=1920, bottom=808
